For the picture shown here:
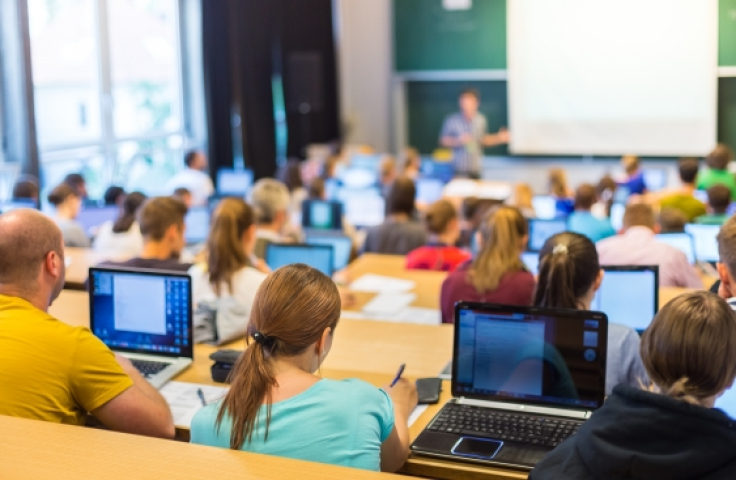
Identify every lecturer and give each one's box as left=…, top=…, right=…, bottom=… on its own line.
left=439, top=89, right=509, bottom=179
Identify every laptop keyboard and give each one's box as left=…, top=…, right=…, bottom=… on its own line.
left=428, top=403, right=582, bottom=448
left=130, top=359, right=171, bottom=378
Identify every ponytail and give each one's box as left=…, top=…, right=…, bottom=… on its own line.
left=469, top=206, right=527, bottom=292
left=207, top=198, right=254, bottom=296
left=112, top=192, right=146, bottom=233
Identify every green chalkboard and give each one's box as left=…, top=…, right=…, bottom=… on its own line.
left=394, top=0, right=506, bottom=71
left=406, top=81, right=508, bottom=155
left=721, top=0, right=736, bottom=66
left=719, top=78, right=736, bottom=151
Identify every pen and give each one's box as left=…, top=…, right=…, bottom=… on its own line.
left=197, top=388, right=207, bottom=407
left=390, top=363, right=406, bottom=387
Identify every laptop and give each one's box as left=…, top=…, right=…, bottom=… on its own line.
left=716, top=386, right=736, bottom=419
left=217, top=168, right=253, bottom=197
left=609, top=203, right=625, bottom=231
left=421, top=159, right=455, bottom=184
left=531, top=196, right=556, bottom=220
left=302, top=199, right=343, bottom=231
left=684, top=223, right=720, bottom=264
left=593, top=266, right=659, bottom=332
left=0, top=199, right=38, bottom=213
left=305, top=232, right=352, bottom=271
left=411, top=302, right=607, bottom=470
left=416, top=177, right=445, bottom=205
left=528, top=218, right=568, bottom=252
left=185, top=206, right=211, bottom=245
left=521, top=251, right=539, bottom=275
left=643, top=168, right=668, bottom=192
left=265, top=243, right=334, bottom=276
left=655, top=232, right=695, bottom=264
left=338, top=188, right=385, bottom=228
left=77, top=205, right=120, bottom=236
left=88, top=267, right=193, bottom=389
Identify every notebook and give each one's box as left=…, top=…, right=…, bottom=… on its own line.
left=265, top=243, right=334, bottom=276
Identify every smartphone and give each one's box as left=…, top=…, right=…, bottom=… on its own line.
left=416, top=378, right=442, bottom=405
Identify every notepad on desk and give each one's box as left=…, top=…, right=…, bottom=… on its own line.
left=350, top=274, right=416, bottom=293
left=160, top=381, right=229, bottom=428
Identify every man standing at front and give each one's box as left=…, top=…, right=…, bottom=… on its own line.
left=439, top=88, right=509, bottom=179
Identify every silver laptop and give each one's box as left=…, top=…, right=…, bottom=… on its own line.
left=412, top=302, right=607, bottom=470
left=88, top=267, right=193, bottom=389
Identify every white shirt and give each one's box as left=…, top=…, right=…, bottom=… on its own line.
left=189, top=264, right=268, bottom=344
left=166, top=168, right=215, bottom=206
left=92, top=221, right=144, bottom=257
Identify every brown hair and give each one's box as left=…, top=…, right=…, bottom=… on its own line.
left=707, top=184, right=731, bottom=214
left=469, top=206, right=528, bottom=292
left=622, top=155, right=640, bottom=175
left=641, top=291, right=736, bottom=405
left=548, top=168, right=569, bottom=198
left=216, top=264, right=341, bottom=448
left=12, top=177, right=39, bottom=201
left=308, top=178, right=325, bottom=200
left=425, top=199, right=457, bottom=235
left=678, top=157, right=700, bottom=184
left=276, top=159, right=303, bottom=193
left=137, top=197, right=188, bottom=241
left=206, top=198, right=255, bottom=296
left=507, top=183, right=534, bottom=212
left=47, top=183, right=78, bottom=206
left=386, top=176, right=416, bottom=216
left=574, top=184, right=597, bottom=211
left=379, top=156, right=397, bottom=183
left=623, top=203, right=656, bottom=230
left=717, top=215, right=736, bottom=275
left=113, top=192, right=147, bottom=233
left=658, top=207, right=687, bottom=234
left=706, top=144, right=735, bottom=171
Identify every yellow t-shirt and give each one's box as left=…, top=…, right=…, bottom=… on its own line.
left=0, top=294, right=133, bottom=425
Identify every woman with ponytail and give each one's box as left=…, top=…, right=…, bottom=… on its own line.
left=93, top=191, right=146, bottom=256
left=440, top=205, right=535, bottom=323
left=191, top=264, right=417, bottom=471
left=534, top=232, right=646, bottom=395
left=532, top=291, right=736, bottom=479
left=189, top=198, right=270, bottom=344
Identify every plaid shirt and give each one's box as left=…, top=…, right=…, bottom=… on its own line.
left=440, top=112, right=488, bottom=175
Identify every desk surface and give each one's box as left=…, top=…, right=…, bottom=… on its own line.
left=63, top=247, right=130, bottom=290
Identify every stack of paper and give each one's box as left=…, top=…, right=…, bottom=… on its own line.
left=160, top=381, right=229, bottom=428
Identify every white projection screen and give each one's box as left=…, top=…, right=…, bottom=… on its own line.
left=507, top=0, right=718, bottom=156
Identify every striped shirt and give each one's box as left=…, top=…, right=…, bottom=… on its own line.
left=440, top=112, right=488, bottom=175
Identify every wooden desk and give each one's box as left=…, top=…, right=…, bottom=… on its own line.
left=63, top=247, right=131, bottom=290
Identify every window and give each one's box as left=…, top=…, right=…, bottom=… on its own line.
left=28, top=0, right=188, bottom=200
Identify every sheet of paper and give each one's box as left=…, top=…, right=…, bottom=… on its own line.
left=362, top=293, right=416, bottom=315
left=350, top=274, right=416, bottom=293
left=341, top=307, right=441, bottom=326
left=340, top=310, right=370, bottom=320
left=409, top=405, right=430, bottom=427
left=159, top=381, right=229, bottom=428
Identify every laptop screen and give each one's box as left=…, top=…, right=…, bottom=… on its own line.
left=522, top=251, right=539, bottom=275
left=185, top=207, right=210, bottom=244
left=77, top=206, right=119, bottom=235
left=89, top=268, right=193, bottom=359
left=0, top=200, right=38, bottom=213
left=532, top=196, right=557, bottom=220
left=685, top=223, right=720, bottom=263
left=593, top=266, right=658, bottom=331
left=528, top=219, right=568, bottom=252
left=453, top=303, right=607, bottom=410
left=305, top=233, right=352, bottom=271
left=416, top=177, right=445, bottom=205
left=301, top=200, right=343, bottom=230
left=655, top=233, right=695, bottom=264
left=643, top=168, right=668, bottom=192
left=716, top=386, right=736, bottom=419
left=217, top=168, right=253, bottom=196
left=265, top=244, right=334, bottom=276
left=338, top=188, right=385, bottom=228
left=610, top=203, right=625, bottom=231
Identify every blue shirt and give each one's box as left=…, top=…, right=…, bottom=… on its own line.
left=567, top=211, right=617, bottom=242
left=440, top=112, right=488, bottom=175
left=618, top=171, right=647, bottom=195
left=190, top=378, right=395, bottom=471
left=606, top=323, right=648, bottom=396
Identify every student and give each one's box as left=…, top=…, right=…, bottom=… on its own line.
left=440, top=206, right=536, bottom=323
left=98, top=197, right=191, bottom=272
left=64, top=173, right=88, bottom=199
left=456, top=197, right=499, bottom=250
left=92, top=192, right=146, bottom=257
left=104, top=186, right=125, bottom=206
left=697, top=143, right=736, bottom=199
left=534, top=232, right=647, bottom=395
left=406, top=199, right=471, bottom=271
left=594, top=174, right=618, bottom=218
left=166, top=150, right=215, bottom=206
left=597, top=204, right=702, bottom=288
left=658, top=207, right=687, bottom=234
left=363, top=177, right=427, bottom=255
left=47, top=183, right=90, bottom=248
left=659, top=157, right=706, bottom=221
left=618, top=155, right=647, bottom=196
left=402, top=147, right=422, bottom=180
left=548, top=168, right=574, bottom=217
left=173, top=187, right=193, bottom=208
left=12, top=175, right=40, bottom=205
left=189, top=198, right=270, bottom=344
left=505, top=183, right=536, bottom=219
left=696, top=184, right=731, bottom=225
left=378, top=157, right=398, bottom=197
left=250, top=179, right=292, bottom=260
left=191, top=264, right=417, bottom=472
left=567, top=184, right=616, bottom=242
left=0, top=209, right=174, bottom=438
left=277, top=159, right=308, bottom=225
left=531, top=291, right=736, bottom=479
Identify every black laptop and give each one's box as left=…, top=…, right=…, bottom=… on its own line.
left=411, top=302, right=608, bottom=470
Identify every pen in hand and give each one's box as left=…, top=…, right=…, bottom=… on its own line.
left=197, top=388, right=207, bottom=407
left=390, top=363, right=406, bottom=387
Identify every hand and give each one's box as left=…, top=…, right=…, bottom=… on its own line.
left=385, top=378, right=418, bottom=417
left=496, top=127, right=510, bottom=143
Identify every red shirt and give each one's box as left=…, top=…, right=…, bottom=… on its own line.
left=405, top=245, right=472, bottom=272
left=440, top=261, right=536, bottom=324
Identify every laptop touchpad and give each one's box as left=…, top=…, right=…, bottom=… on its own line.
left=452, top=437, right=503, bottom=460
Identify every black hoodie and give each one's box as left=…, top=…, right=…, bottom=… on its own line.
left=530, top=384, right=736, bottom=480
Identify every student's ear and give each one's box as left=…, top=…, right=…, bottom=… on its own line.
left=520, top=233, right=529, bottom=252
left=653, top=224, right=661, bottom=234
left=593, top=269, right=605, bottom=293
left=717, top=263, right=734, bottom=300
left=44, top=251, right=63, bottom=279
left=316, top=326, right=333, bottom=359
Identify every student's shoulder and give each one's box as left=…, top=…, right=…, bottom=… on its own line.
left=322, top=378, right=390, bottom=403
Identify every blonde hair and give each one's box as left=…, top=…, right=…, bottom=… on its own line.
left=425, top=199, right=457, bottom=235
left=206, top=198, right=255, bottom=296
left=641, top=292, right=736, bottom=406
left=469, top=206, right=527, bottom=292
left=548, top=168, right=569, bottom=198
left=507, top=183, right=534, bottom=211
left=622, top=155, right=640, bottom=175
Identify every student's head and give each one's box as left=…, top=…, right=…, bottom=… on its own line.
left=308, top=178, right=325, bottom=200
left=12, top=176, right=39, bottom=202
left=459, top=88, right=480, bottom=117
left=717, top=216, right=736, bottom=297
left=47, top=183, right=82, bottom=219
left=217, top=264, right=341, bottom=448
left=137, top=197, right=188, bottom=256
left=658, top=207, right=687, bottom=234
left=622, top=155, right=640, bottom=175
left=548, top=168, right=569, bottom=198
left=470, top=206, right=528, bottom=292
left=707, top=184, right=731, bottom=215
left=173, top=187, right=193, bottom=208
left=103, top=186, right=125, bottom=206
left=321, top=155, right=339, bottom=179
left=386, top=176, right=416, bottom=217
left=705, top=143, right=734, bottom=171
left=507, top=183, right=534, bottom=211
left=622, top=203, right=656, bottom=232
left=184, top=149, right=208, bottom=171
left=641, top=292, right=736, bottom=407
left=379, top=157, right=397, bottom=185
left=276, top=159, right=303, bottom=193
left=206, top=198, right=257, bottom=296
left=0, top=209, right=65, bottom=305
left=678, top=157, right=699, bottom=186
left=425, top=199, right=460, bottom=243
left=112, top=192, right=146, bottom=234
left=250, top=179, right=290, bottom=229
left=64, top=173, right=87, bottom=198
left=534, top=232, right=603, bottom=310
left=574, top=184, right=597, bottom=212
left=403, top=147, right=421, bottom=172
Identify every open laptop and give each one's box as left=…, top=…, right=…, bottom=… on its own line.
left=416, top=177, right=445, bottom=205
left=531, top=196, right=557, bottom=220
left=305, top=231, right=352, bottom=271
left=412, top=302, right=607, bottom=470
left=684, top=223, right=720, bottom=264
left=521, top=251, right=539, bottom=275
left=302, top=199, right=343, bottom=231
left=655, top=232, right=695, bottom=264
left=593, top=266, right=659, bottom=332
left=217, top=168, right=253, bottom=197
left=265, top=243, right=334, bottom=276
left=88, top=267, right=193, bottom=389
left=185, top=206, right=210, bottom=245
left=528, top=218, right=568, bottom=252
left=643, top=168, right=668, bottom=192
left=78, top=205, right=119, bottom=236
left=609, top=203, right=625, bottom=231
left=337, top=188, right=385, bottom=228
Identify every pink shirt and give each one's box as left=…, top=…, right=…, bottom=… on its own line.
left=596, top=226, right=703, bottom=288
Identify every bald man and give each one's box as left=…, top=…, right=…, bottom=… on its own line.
left=0, top=210, right=174, bottom=438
